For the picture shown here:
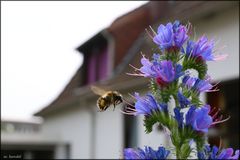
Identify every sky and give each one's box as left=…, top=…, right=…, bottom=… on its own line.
left=1, top=1, right=148, bottom=121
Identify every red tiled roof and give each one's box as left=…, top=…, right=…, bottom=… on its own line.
left=107, top=2, right=169, bottom=68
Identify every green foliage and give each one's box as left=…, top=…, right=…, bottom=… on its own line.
left=160, top=50, right=182, bottom=64
left=144, top=113, right=160, bottom=133
left=180, top=142, right=192, bottom=159
left=160, top=82, right=178, bottom=103
left=191, top=91, right=203, bottom=107
left=195, top=135, right=206, bottom=154
left=171, top=127, right=181, bottom=147
left=144, top=111, right=178, bottom=134
left=149, top=79, right=160, bottom=99
left=149, top=79, right=179, bottom=104
left=181, top=85, right=203, bottom=107
left=182, top=56, right=208, bottom=79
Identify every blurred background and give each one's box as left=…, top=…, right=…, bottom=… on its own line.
left=1, top=1, right=239, bottom=159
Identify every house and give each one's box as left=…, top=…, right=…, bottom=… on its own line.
left=33, top=1, right=239, bottom=159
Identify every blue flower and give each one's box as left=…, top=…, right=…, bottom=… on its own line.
left=134, top=93, right=167, bottom=116
left=153, top=23, right=174, bottom=51
left=199, top=145, right=240, bottom=159
left=153, top=21, right=188, bottom=51
left=140, top=58, right=183, bottom=87
left=174, top=107, right=184, bottom=128
left=177, top=91, right=191, bottom=108
left=185, top=105, right=213, bottom=133
left=182, top=75, right=214, bottom=93
left=128, top=55, right=184, bottom=87
left=185, top=36, right=227, bottom=62
left=124, top=146, right=170, bottom=159
left=153, top=60, right=177, bottom=86
left=173, top=21, right=189, bottom=48
left=139, top=56, right=158, bottom=77
left=217, top=148, right=239, bottom=159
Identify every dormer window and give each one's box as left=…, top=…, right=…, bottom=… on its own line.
left=77, top=31, right=110, bottom=86
left=87, top=46, right=108, bottom=84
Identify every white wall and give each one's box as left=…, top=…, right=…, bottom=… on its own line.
left=94, top=107, right=123, bottom=159
left=41, top=106, right=92, bottom=159
left=137, top=116, right=169, bottom=149
left=41, top=101, right=124, bottom=159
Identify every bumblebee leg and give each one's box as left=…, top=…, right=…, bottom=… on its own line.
left=104, top=104, right=109, bottom=111
left=113, top=102, right=116, bottom=111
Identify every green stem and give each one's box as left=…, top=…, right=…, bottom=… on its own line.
left=176, top=146, right=181, bottom=159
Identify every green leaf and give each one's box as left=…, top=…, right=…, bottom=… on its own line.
left=160, top=49, right=181, bottom=64
left=182, top=56, right=208, bottom=79
left=180, top=142, right=192, bottom=159
left=144, top=114, right=159, bottom=133
left=171, top=128, right=181, bottom=147
left=143, top=111, right=178, bottom=134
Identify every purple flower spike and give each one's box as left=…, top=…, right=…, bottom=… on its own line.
left=153, top=60, right=183, bottom=87
left=133, top=93, right=167, bottom=116
left=182, top=75, right=216, bottom=93
left=139, top=56, right=157, bottom=77
left=177, top=91, right=190, bottom=108
left=124, top=148, right=140, bottom=159
left=186, top=105, right=213, bottom=133
left=199, top=145, right=239, bottom=159
left=174, top=25, right=189, bottom=48
left=122, top=93, right=168, bottom=116
left=124, top=146, right=170, bottom=159
left=128, top=55, right=183, bottom=87
left=153, top=23, right=174, bottom=51
left=185, top=36, right=227, bottom=62
left=207, top=145, right=239, bottom=159
left=174, top=107, right=184, bottom=128
left=134, top=93, right=158, bottom=115
left=154, top=60, right=175, bottom=83
left=153, top=21, right=189, bottom=51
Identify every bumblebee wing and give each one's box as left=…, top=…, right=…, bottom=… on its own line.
left=90, top=85, right=108, bottom=96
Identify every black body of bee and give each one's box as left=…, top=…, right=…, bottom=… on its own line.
left=97, top=91, right=123, bottom=111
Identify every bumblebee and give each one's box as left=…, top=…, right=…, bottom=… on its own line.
left=90, top=85, right=123, bottom=111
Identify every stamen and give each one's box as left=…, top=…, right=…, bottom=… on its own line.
left=209, top=107, right=218, bottom=115
left=120, top=109, right=135, bottom=115
left=128, top=93, right=136, bottom=100
left=126, top=73, right=145, bottom=77
left=186, top=22, right=193, bottom=35
left=211, top=116, right=230, bottom=126
left=129, top=64, right=141, bottom=71
left=122, top=98, right=134, bottom=107
left=212, top=81, right=220, bottom=88
left=215, top=115, right=223, bottom=122
left=125, top=106, right=136, bottom=112
left=219, top=136, right=223, bottom=150
left=145, top=28, right=154, bottom=39
left=149, top=25, right=157, bottom=36
left=212, top=109, right=220, bottom=119
left=140, top=51, right=145, bottom=57
left=206, top=89, right=219, bottom=92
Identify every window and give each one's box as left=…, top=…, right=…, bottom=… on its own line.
left=207, top=78, right=239, bottom=149
left=123, top=104, right=138, bottom=148
left=76, top=31, right=109, bottom=86
left=86, top=46, right=108, bottom=84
